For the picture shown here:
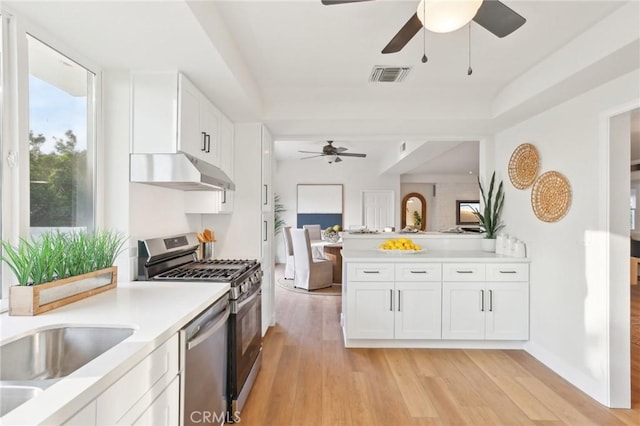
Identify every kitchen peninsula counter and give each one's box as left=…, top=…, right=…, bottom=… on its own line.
left=0, top=280, right=229, bottom=425
left=342, top=249, right=529, bottom=263
left=341, top=248, right=531, bottom=349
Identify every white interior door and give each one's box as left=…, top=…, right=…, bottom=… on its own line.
left=361, top=190, right=394, bottom=231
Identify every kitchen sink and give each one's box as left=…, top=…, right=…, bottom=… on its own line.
left=0, top=326, right=134, bottom=416
left=0, top=385, right=43, bottom=417
left=0, top=326, right=134, bottom=382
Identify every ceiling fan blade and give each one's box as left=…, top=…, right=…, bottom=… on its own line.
left=382, top=12, right=422, bottom=54
left=472, top=0, right=526, bottom=38
left=301, top=154, right=325, bottom=160
left=336, top=147, right=348, bottom=153
left=321, top=0, right=373, bottom=5
left=338, top=152, right=367, bottom=158
left=298, top=150, right=324, bottom=154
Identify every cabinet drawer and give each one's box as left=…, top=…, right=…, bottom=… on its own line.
left=486, top=263, right=529, bottom=282
left=442, top=263, right=486, bottom=281
left=395, top=263, right=442, bottom=281
left=97, top=334, right=179, bottom=425
left=347, top=263, right=394, bottom=281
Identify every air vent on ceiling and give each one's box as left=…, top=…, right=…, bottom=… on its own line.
left=369, top=66, right=411, bottom=83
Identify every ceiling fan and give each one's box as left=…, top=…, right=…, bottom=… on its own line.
left=299, top=141, right=367, bottom=163
left=321, top=0, right=526, bottom=54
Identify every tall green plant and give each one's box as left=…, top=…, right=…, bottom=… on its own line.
left=274, top=194, right=286, bottom=235
left=473, top=172, right=505, bottom=239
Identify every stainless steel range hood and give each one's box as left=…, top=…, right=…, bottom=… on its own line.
left=130, top=153, right=235, bottom=191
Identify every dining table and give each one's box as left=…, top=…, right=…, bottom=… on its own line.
left=310, top=240, right=343, bottom=283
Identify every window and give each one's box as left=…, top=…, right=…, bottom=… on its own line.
left=27, top=35, right=95, bottom=237
left=0, top=13, right=99, bottom=302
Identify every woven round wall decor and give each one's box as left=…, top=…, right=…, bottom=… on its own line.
left=508, top=143, right=540, bottom=189
left=531, top=171, right=572, bottom=223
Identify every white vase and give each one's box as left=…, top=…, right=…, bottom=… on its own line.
left=481, top=238, right=497, bottom=252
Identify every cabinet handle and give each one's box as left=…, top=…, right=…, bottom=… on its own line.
left=489, top=290, right=493, bottom=312
left=389, top=289, right=393, bottom=311
left=456, top=270, right=473, bottom=274
left=397, top=290, right=401, bottom=311
left=263, top=221, right=267, bottom=242
left=363, top=271, right=380, bottom=274
left=205, top=133, right=211, bottom=153
left=263, top=184, right=268, bottom=205
left=410, top=270, right=427, bottom=274
left=221, top=190, right=227, bottom=204
left=499, top=270, right=516, bottom=274
left=201, top=132, right=207, bottom=151
left=480, top=290, right=485, bottom=312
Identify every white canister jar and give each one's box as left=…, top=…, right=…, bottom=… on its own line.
left=495, top=234, right=507, bottom=255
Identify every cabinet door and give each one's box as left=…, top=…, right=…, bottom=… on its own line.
left=442, top=282, right=485, bottom=340
left=133, top=376, right=180, bottom=426
left=261, top=126, right=273, bottom=212
left=346, top=282, right=394, bottom=339
left=485, top=282, right=529, bottom=340
left=177, top=74, right=205, bottom=159
left=217, top=115, right=234, bottom=213
left=200, top=99, right=220, bottom=166
left=63, top=401, right=96, bottom=426
left=395, top=282, right=441, bottom=339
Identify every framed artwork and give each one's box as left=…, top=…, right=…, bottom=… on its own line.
left=296, top=184, right=343, bottom=229
left=456, top=200, right=480, bottom=225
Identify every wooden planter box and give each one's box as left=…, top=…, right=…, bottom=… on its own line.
left=9, top=266, right=118, bottom=316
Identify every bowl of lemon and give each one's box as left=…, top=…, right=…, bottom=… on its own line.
left=378, top=237, right=424, bottom=254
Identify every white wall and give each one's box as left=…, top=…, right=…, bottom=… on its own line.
left=494, top=70, right=640, bottom=407
left=433, top=183, right=479, bottom=231
left=202, top=123, right=263, bottom=259
left=102, top=71, right=202, bottom=280
left=273, top=158, right=400, bottom=262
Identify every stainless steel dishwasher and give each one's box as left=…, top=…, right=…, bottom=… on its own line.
left=181, top=293, right=230, bottom=426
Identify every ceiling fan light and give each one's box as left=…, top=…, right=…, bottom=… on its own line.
left=417, top=0, right=483, bottom=34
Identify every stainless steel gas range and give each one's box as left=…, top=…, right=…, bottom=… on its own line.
left=138, top=233, right=262, bottom=424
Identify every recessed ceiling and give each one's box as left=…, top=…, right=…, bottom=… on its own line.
left=4, top=0, right=634, bottom=176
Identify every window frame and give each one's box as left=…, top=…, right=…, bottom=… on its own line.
left=0, top=7, right=103, bottom=308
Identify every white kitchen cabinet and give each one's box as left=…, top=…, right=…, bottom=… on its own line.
left=261, top=126, right=273, bottom=212
left=184, top=112, right=235, bottom=215
left=442, top=263, right=529, bottom=340
left=63, top=401, right=97, bottom=425
left=347, top=281, right=395, bottom=339
left=131, top=72, right=220, bottom=166
left=130, top=376, right=180, bottom=426
left=96, top=334, right=179, bottom=425
left=345, top=263, right=442, bottom=340
left=261, top=125, right=275, bottom=330
left=216, top=114, right=235, bottom=214
left=177, top=73, right=220, bottom=165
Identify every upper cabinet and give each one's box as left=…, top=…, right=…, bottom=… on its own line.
left=261, top=126, right=273, bottom=212
left=131, top=72, right=221, bottom=167
left=178, top=74, right=220, bottom=166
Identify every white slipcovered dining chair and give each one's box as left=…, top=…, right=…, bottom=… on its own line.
left=303, top=224, right=322, bottom=242
left=290, top=229, right=333, bottom=291
left=282, top=226, right=295, bottom=280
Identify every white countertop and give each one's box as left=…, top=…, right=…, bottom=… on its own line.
left=342, top=249, right=529, bottom=262
left=0, top=280, right=229, bottom=425
left=341, top=232, right=482, bottom=239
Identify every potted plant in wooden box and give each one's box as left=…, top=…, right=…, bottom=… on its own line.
left=473, top=172, right=505, bottom=252
left=1, top=230, right=126, bottom=315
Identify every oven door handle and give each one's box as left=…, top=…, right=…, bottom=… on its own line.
left=187, top=305, right=231, bottom=350
left=234, top=288, right=261, bottom=314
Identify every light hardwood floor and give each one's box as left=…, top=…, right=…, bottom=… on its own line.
left=239, top=271, right=640, bottom=425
